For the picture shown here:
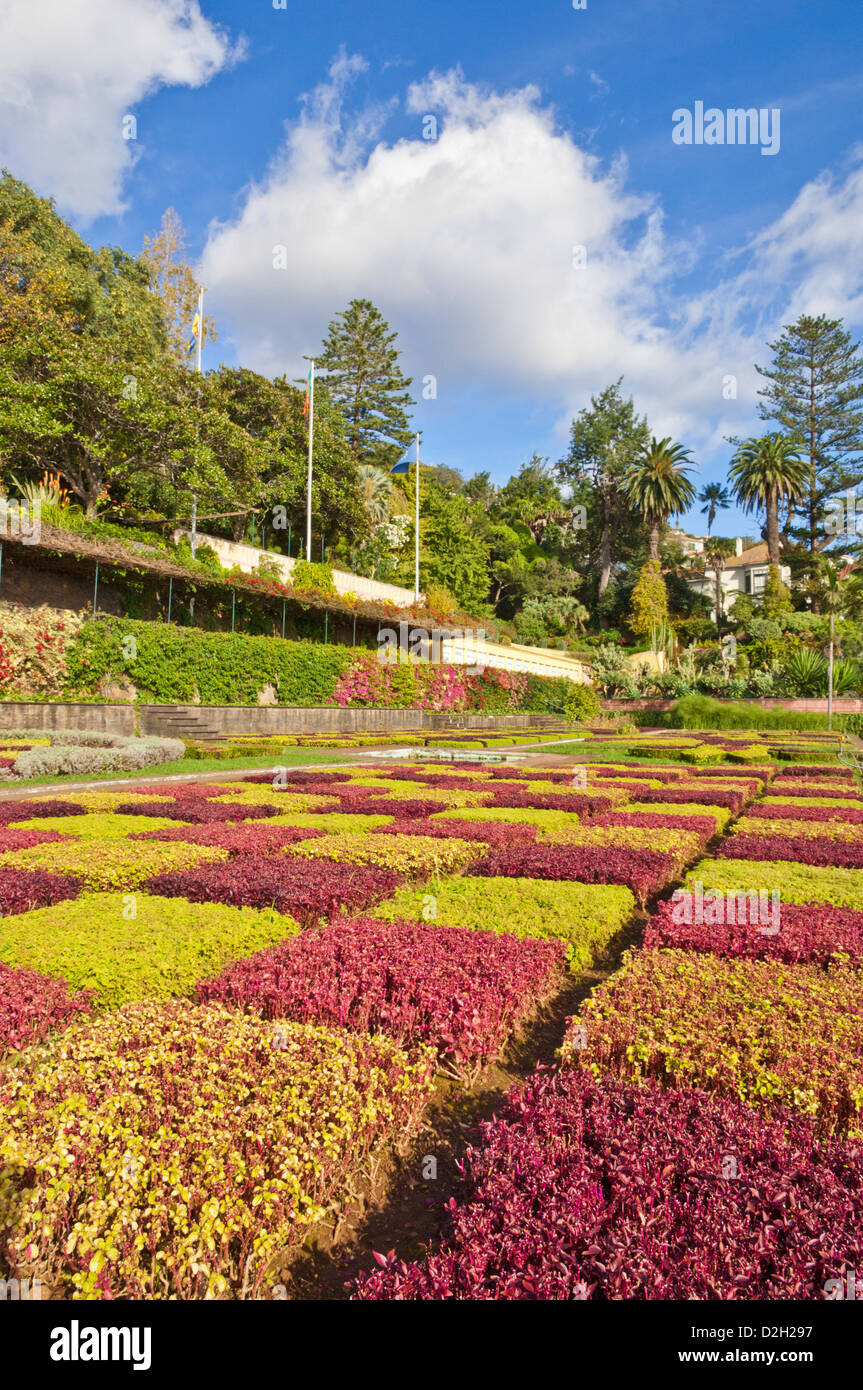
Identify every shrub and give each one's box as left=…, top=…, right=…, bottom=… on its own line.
left=0, top=867, right=82, bottom=915
left=0, top=827, right=68, bottom=852
left=12, top=812, right=188, bottom=841
left=437, top=806, right=584, bottom=833
left=631, top=787, right=748, bottom=813
left=645, top=898, right=863, bottom=967
left=0, top=961, right=93, bottom=1055
left=346, top=797, right=454, bottom=820
left=768, top=779, right=860, bottom=800
left=65, top=616, right=353, bottom=705
left=562, top=683, right=601, bottom=722
left=0, top=1004, right=433, bottom=1298
left=687, top=856, right=863, bottom=912
left=197, top=917, right=564, bottom=1082
left=488, top=790, right=620, bottom=815
left=377, top=817, right=538, bottom=846
left=290, top=559, right=336, bottom=597
left=467, top=845, right=676, bottom=904
left=12, top=736, right=184, bottom=779
left=2, top=838, right=227, bottom=891
left=716, top=833, right=863, bottom=870
left=734, top=814, right=863, bottom=843
left=272, top=811, right=395, bottom=833
left=115, top=799, right=281, bottom=824
left=372, top=876, right=635, bottom=972
left=0, top=892, right=302, bottom=1008
left=146, top=857, right=399, bottom=925
left=0, top=799, right=85, bottom=824
left=564, top=947, right=863, bottom=1135
left=745, top=801, right=863, bottom=825
left=132, top=824, right=325, bottom=854
left=627, top=801, right=732, bottom=832
left=353, top=1071, right=863, bottom=1300
left=585, top=810, right=717, bottom=842
left=540, top=823, right=704, bottom=872
left=0, top=603, right=83, bottom=699
left=291, top=832, right=482, bottom=878
left=661, top=695, right=832, bottom=732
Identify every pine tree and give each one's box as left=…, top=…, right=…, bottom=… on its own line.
left=755, top=315, right=863, bottom=560
left=317, top=298, right=414, bottom=470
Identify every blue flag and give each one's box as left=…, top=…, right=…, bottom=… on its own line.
left=390, top=460, right=410, bottom=474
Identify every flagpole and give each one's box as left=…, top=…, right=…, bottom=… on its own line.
left=191, top=286, right=203, bottom=558
left=305, top=359, right=315, bottom=561
left=414, top=431, right=420, bottom=603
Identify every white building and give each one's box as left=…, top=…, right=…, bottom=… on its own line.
left=668, top=528, right=706, bottom=557
left=686, top=540, right=792, bottom=621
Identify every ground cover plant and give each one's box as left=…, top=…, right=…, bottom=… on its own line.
left=686, top=857, right=863, bottom=911
left=5, top=741, right=860, bottom=1305
left=0, top=959, right=93, bottom=1055
left=645, top=898, right=863, bottom=967
left=563, top=947, right=863, bottom=1135
left=372, top=876, right=636, bottom=971
left=0, top=1004, right=434, bottom=1299
left=0, top=837, right=228, bottom=891
left=715, top=832, right=863, bottom=869
left=467, top=844, right=676, bottom=903
left=197, top=917, right=564, bottom=1083
left=0, top=866, right=82, bottom=915
left=146, top=856, right=400, bottom=924
left=0, top=893, right=302, bottom=1008
left=353, top=1070, right=863, bottom=1300
left=290, top=831, right=483, bottom=876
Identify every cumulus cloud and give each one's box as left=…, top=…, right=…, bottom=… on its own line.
left=0, top=0, right=240, bottom=219
left=201, top=57, right=863, bottom=458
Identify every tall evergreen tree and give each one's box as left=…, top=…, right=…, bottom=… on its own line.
left=317, top=298, right=415, bottom=470
left=755, top=315, right=863, bottom=559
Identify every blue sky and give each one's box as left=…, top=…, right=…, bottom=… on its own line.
left=2, top=0, right=862, bottom=537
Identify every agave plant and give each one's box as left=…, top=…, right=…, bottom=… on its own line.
left=784, top=647, right=827, bottom=697
left=831, top=657, right=861, bottom=696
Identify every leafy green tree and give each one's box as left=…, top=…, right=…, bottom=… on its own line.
left=623, top=437, right=697, bottom=562
left=317, top=298, right=415, bottom=470
left=728, top=434, right=807, bottom=567
left=756, top=315, right=863, bottom=559
left=420, top=481, right=490, bottom=614
left=559, top=379, right=651, bottom=599
left=206, top=367, right=368, bottom=551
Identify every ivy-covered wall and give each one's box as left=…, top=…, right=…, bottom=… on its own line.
left=2, top=608, right=599, bottom=716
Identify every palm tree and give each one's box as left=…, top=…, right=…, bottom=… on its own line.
left=357, top=465, right=392, bottom=527
left=728, top=435, right=806, bottom=567
left=623, top=437, right=697, bottom=562
left=698, top=482, right=730, bottom=538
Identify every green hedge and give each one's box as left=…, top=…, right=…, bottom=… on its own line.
left=65, top=617, right=353, bottom=705
left=63, top=615, right=582, bottom=711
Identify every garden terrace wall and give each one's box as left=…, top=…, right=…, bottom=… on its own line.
left=602, top=696, right=863, bottom=715
left=0, top=703, right=540, bottom=738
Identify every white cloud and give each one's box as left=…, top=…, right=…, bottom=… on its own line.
left=0, top=0, right=240, bottom=219
left=201, top=58, right=863, bottom=461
